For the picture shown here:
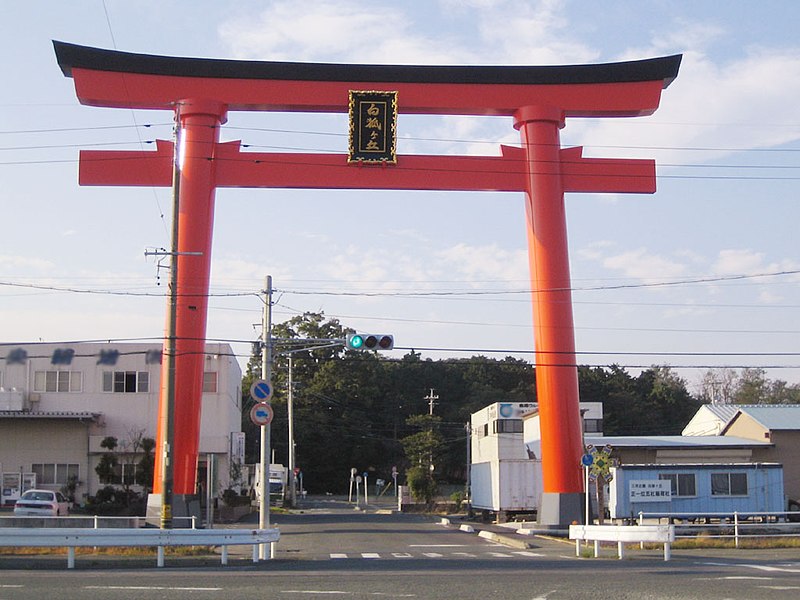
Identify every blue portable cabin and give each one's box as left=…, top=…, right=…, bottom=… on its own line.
left=609, top=463, right=784, bottom=521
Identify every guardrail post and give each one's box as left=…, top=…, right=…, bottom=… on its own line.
left=734, top=512, right=739, bottom=548
left=68, top=547, right=76, bottom=569
left=639, top=512, right=644, bottom=549
left=157, top=546, right=165, bottom=567
left=221, top=545, right=228, bottom=565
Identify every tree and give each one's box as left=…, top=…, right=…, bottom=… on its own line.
left=735, top=368, right=770, bottom=405
left=401, top=414, right=445, bottom=503
left=135, top=436, right=156, bottom=492
left=697, top=368, right=800, bottom=405
left=697, top=368, right=739, bottom=404
left=95, top=436, right=119, bottom=485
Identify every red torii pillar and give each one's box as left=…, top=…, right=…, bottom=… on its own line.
left=54, top=41, right=680, bottom=526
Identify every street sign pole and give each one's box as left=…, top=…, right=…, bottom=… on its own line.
left=259, top=275, right=274, bottom=560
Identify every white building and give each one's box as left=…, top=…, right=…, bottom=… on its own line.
left=0, top=342, right=243, bottom=506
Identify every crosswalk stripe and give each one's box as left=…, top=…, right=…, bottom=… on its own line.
left=329, top=550, right=544, bottom=560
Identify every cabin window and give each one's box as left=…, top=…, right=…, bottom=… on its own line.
left=492, top=419, right=523, bottom=434
left=658, top=473, right=696, bottom=497
left=711, top=472, right=748, bottom=496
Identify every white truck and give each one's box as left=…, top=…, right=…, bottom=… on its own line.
left=469, top=402, right=540, bottom=520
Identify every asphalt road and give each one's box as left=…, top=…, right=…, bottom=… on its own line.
left=1, top=495, right=799, bottom=599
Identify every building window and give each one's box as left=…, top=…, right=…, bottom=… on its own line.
left=711, top=472, right=748, bottom=496
left=492, top=419, right=523, bottom=434
left=33, top=371, right=82, bottom=393
left=31, top=463, right=79, bottom=485
left=203, top=371, right=218, bottom=393
left=102, top=371, right=149, bottom=393
left=659, top=473, right=697, bottom=497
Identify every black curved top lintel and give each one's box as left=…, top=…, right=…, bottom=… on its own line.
left=54, top=41, right=681, bottom=88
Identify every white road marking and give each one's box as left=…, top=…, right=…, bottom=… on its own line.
left=85, top=586, right=221, bottom=591
left=513, top=551, right=544, bottom=557
left=703, top=561, right=800, bottom=574
left=282, top=589, right=416, bottom=597
left=330, top=553, right=348, bottom=559
left=391, top=552, right=413, bottom=558
left=758, top=586, right=800, bottom=591
left=423, top=552, right=443, bottom=557
left=715, top=576, right=773, bottom=580
left=361, top=552, right=381, bottom=559
left=487, top=552, right=513, bottom=557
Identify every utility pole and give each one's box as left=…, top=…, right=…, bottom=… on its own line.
left=159, top=106, right=182, bottom=530
left=288, top=356, right=296, bottom=508
left=425, top=388, right=439, bottom=415
left=465, top=422, right=471, bottom=503
left=259, top=275, right=273, bottom=560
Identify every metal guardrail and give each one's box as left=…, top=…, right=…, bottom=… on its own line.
left=0, top=522, right=279, bottom=569
left=0, top=514, right=198, bottom=528
left=637, top=510, right=800, bottom=548
left=570, top=524, right=675, bottom=560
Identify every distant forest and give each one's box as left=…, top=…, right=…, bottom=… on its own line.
left=240, top=312, right=799, bottom=494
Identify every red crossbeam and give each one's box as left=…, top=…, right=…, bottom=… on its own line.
left=80, top=142, right=654, bottom=194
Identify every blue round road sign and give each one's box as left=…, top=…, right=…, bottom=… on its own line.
left=250, top=402, right=274, bottom=426
left=581, top=453, right=594, bottom=467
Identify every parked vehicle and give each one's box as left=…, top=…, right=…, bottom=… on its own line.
left=13, top=489, right=70, bottom=516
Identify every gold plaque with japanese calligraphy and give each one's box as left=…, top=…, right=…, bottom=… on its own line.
left=348, top=91, right=398, bottom=164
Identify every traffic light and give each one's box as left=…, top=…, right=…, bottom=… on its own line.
left=345, top=333, right=394, bottom=351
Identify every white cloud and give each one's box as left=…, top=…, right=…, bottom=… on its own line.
left=436, top=243, right=528, bottom=283
left=217, top=0, right=595, bottom=66
left=0, top=255, right=55, bottom=273
left=601, top=247, right=686, bottom=281
left=713, top=249, right=767, bottom=275
left=218, top=1, right=457, bottom=64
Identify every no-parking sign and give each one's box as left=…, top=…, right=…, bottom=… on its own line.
left=250, top=379, right=273, bottom=402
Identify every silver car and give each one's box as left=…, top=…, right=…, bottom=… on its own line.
left=13, top=489, right=71, bottom=516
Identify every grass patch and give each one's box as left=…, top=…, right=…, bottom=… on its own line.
left=670, top=536, right=800, bottom=549
left=0, top=546, right=215, bottom=557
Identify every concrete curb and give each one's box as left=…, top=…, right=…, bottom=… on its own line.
left=438, top=517, right=536, bottom=549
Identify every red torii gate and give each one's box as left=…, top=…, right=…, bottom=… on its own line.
left=54, top=41, right=680, bottom=526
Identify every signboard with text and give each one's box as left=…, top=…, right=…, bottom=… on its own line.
left=629, top=479, right=671, bottom=502
left=348, top=90, right=398, bottom=163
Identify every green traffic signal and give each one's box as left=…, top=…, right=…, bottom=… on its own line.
left=348, top=334, right=365, bottom=349
left=346, top=333, right=393, bottom=350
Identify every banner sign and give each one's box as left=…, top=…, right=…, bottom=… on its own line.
left=348, top=90, right=398, bottom=163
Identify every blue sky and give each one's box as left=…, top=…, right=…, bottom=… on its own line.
left=2, top=0, right=799, bottom=390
